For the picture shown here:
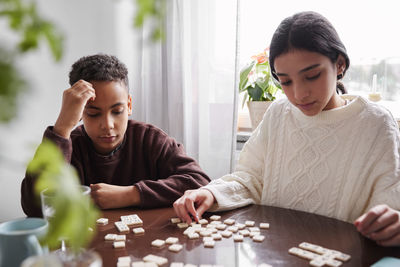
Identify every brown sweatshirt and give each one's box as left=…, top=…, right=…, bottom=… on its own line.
left=21, top=120, right=210, bottom=217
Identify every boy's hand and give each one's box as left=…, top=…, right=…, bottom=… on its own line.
left=90, top=183, right=140, bottom=209
left=173, top=189, right=215, bottom=224
left=354, top=204, right=400, bottom=246
left=54, top=80, right=96, bottom=139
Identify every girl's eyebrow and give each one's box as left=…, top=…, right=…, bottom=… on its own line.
left=275, top=63, right=321, bottom=77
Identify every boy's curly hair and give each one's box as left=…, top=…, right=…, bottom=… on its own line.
left=69, top=54, right=129, bottom=89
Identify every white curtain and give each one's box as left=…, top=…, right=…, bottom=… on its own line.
left=122, top=0, right=239, bottom=179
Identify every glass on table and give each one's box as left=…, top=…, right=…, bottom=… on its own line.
left=39, top=185, right=101, bottom=267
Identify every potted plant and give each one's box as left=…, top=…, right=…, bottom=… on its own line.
left=239, top=48, right=282, bottom=130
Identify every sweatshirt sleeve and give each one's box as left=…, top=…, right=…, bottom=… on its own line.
left=20, top=126, right=73, bottom=217
left=134, top=129, right=210, bottom=208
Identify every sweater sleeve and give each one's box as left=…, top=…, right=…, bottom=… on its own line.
left=134, top=129, right=211, bottom=208
left=363, top=115, right=400, bottom=214
left=20, top=126, right=73, bottom=217
left=202, top=106, right=274, bottom=212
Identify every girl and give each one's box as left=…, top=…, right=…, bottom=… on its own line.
left=173, top=11, right=400, bottom=247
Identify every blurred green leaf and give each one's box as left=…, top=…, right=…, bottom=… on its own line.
left=0, top=0, right=64, bottom=122
left=239, top=62, right=254, bottom=92
left=28, top=140, right=99, bottom=252
left=134, top=0, right=166, bottom=42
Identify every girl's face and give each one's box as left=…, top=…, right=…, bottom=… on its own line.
left=82, top=81, right=132, bottom=155
left=274, top=49, right=345, bottom=116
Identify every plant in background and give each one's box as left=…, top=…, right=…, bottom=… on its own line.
left=239, top=48, right=282, bottom=106
left=0, top=0, right=63, bottom=123
left=27, top=140, right=99, bottom=252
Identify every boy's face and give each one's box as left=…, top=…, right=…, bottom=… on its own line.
left=82, top=81, right=132, bottom=155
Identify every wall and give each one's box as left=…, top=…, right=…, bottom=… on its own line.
left=0, top=0, right=134, bottom=222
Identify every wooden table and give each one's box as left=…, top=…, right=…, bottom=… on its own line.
left=89, top=205, right=400, bottom=266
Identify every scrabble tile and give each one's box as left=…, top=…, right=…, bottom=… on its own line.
left=212, top=233, right=222, bottom=240
left=121, top=214, right=143, bottom=227
left=115, top=234, right=126, bottom=241
left=224, top=218, right=235, bottom=225
left=199, top=230, right=212, bottom=237
left=165, top=237, right=179, bottom=244
left=143, top=254, right=168, bottom=266
left=104, top=233, right=117, bottom=241
left=151, top=239, right=165, bottom=247
left=236, top=223, right=246, bottom=230
left=221, top=230, right=232, bottom=238
left=245, top=220, right=255, bottom=227
left=117, top=261, right=130, bottom=267
left=249, top=227, right=260, bottom=232
left=133, top=227, right=145, bottom=234
left=260, top=223, right=270, bottom=229
left=227, top=225, right=239, bottom=233
left=117, top=256, right=131, bottom=264
left=114, top=221, right=129, bottom=233
left=171, top=217, right=181, bottom=224
left=113, top=241, right=125, bottom=248
left=239, top=229, right=250, bottom=237
left=233, top=234, right=244, bottom=242
left=168, top=243, right=183, bottom=252
left=216, top=224, right=227, bottom=231
left=131, top=261, right=146, bottom=267
left=249, top=231, right=258, bottom=237
left=203, top=240, right=215, bottom=248
left=183, top=227, right=195, bottom=235
left=96, top=218, right=108, bottom=225
left=177, top=222, right=189, bottom=229
left=210, top=215, right=221, bottom=221
left=203, top=237, right=214, bottom=243
left=198, top=219, right=208, bottom=225
left=252, top=235, right=265, bottom=242
left=188, top=232, right=200, bottom=239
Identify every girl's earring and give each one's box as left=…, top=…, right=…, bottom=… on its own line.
left=337, top=73, right=343, bottom=80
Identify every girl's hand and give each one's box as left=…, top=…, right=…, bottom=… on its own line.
left=354, top=204, right=400, bottom=246
left=173, top=189, right=215, bottom=224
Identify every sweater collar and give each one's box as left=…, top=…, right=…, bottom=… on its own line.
left=290, top=95, right=366, bottom=125
left=82, top=127, right=127, bottom=159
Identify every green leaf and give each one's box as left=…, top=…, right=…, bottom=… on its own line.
left=239, top=62, right=254, bottom=92
left=248, top=84, right=263, bottom=101
left=255, top=77, right=268, bottom=91
left=28, top=140, right=99, bottom=252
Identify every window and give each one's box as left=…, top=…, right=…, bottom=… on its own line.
left=237, top=0, right=400, bottom=130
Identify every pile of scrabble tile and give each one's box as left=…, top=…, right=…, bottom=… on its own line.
left=288, top=242, right=351, bottom=267
left=96, top=214, right=273, bottom=267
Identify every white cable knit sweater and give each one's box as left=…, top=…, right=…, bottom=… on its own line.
left=204, top=95, right=400, bottom=222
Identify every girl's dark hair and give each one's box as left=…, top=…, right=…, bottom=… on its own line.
left=269, top=11, right=350, bottom=94
left=69, top=54, right=129, bottom=90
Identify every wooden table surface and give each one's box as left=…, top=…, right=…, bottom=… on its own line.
left=89, top=204, right=400, bottom=266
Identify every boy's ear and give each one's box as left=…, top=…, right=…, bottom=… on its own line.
left=128, top=94, right=133, bottom=116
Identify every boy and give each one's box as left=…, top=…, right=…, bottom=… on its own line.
left=21, top=54, right=210, bottom=217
